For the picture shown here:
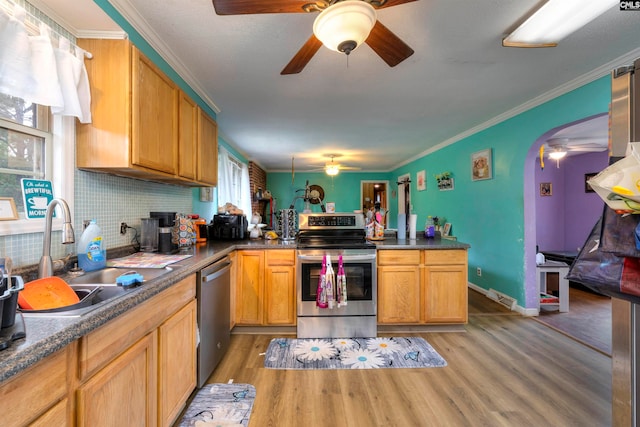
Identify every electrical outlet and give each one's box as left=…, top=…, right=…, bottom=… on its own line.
left=476, top=267, right=482, bottom=277
left=120, top=222, right=128, bottom=235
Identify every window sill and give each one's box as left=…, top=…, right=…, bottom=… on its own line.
left=0, top=218, right=64, bottom=236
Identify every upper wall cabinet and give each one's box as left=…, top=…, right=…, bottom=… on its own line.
left=76, top=39, right=217, bottom=187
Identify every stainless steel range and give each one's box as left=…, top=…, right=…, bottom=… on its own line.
left=296, top=213, right=377, bottom=338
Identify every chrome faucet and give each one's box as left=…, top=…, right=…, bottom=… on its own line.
left=38, top=198, right=75, bottom=278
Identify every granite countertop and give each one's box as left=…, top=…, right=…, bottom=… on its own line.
left=0, top=235, right=468, bottom=383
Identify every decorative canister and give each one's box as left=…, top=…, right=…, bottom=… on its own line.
left=278, top=209, right=297, bottom=240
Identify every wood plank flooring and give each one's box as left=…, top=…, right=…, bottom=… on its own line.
left=202, top=290, right=612, bottom=427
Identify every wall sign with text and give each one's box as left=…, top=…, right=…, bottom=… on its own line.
left=21, top=179, right=54, bottom=220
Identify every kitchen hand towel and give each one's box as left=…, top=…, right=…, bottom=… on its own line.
left=409, top=214, right=417, bottom=240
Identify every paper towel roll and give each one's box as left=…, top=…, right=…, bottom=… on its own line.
left=409, top=214, right=417, bottom=240
left=397, top=214, right=406, bottom=240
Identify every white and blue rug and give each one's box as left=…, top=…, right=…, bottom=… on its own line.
left=264, top=337, right=447, bottom=370
left=179, top=383, right=255, bottom=427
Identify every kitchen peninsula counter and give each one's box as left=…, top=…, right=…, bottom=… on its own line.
left=0, top=236, right=469, bottom=384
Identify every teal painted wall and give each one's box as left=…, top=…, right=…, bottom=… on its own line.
left=390, top=76, right=611, bottom=307
left=266, top=172, right=393, bottom=215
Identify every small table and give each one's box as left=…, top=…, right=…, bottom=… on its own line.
left=536, top=260, right=569, bottom=312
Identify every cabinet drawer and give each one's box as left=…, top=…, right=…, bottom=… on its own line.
left=423, top=249, right=467, bottom=265
left=378, top=250, right=420, bottom=265
left=266, top=249, right=295, bottom=266
left=79, top=275, right=196, bottom=381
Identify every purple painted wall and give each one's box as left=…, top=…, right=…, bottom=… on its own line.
left=535, top=151, right=607, bottom=252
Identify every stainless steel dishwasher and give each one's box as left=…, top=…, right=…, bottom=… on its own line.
left=196, top=256, right=231, bottom=388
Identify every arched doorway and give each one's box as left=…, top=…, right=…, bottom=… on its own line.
left=523, top=113, right=608, bottom=309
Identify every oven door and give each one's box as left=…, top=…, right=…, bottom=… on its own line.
left=296, top=249, right=376, bottom=317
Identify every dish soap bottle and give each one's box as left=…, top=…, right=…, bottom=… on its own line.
left=77, top=220, right=106, bottom=272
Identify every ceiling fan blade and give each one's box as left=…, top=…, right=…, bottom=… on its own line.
left=281, top=35, right=322, bottom=75
left=374, top=0, right=418, bottom=10
left=212, top=0, right=310, bottom=15
left=366, top=21, right=414, bottom=67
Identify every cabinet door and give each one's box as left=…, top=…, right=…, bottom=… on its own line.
left=131, top=48, right=178, bottom=175
left=265, top=265, right=296, bottom=325
left=178, top=92, right=198, bottom=180
left=197, top=109, right=218, bottom=186
left=378, top=265, right=421, bottom=324
left=236, top=251, right=265, bottom=324
left=77, top=332, right=158, bottom=427
left=158, top=300, right=197, bottom=427
left=30, top=399, right=68, bottom=427
left=422, top=264, right=468, bottom=323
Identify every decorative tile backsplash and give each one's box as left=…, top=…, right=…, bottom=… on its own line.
left=2, top=170, right=193, bottom=270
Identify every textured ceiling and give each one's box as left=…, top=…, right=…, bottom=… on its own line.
left=36, top=0, right=640, bottom=172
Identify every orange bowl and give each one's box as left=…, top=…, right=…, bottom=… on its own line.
left=18, top=276, right=80, bottom=310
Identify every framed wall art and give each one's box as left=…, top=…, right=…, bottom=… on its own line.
left=471, top=148, right=493, bottom=181
left=0, top=197, right=18, bottom=220
left=540, top=182, right=552, bottom=196
left=417, top=170, right=426, bottom=191
left=585, top=173, right=596, bottom=193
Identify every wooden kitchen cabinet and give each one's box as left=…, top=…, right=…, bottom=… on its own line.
left=197, top=108, right=218, bottom=186
left=422, top=250, right=468, bottom=323
left=158, top=299, right=197, bottom=427
left=0, top=346, right=70, bottom=427
left=377, top=249, right=468, bottom=325
left=77, top=39, right=218, bottom=187
left=377, top=250, right=421, bottom=323
left=236, top=249, right=296, bottom=326
left=77, top=274, right=197, bottom=427
left=77, top=332, right=158, bottom=427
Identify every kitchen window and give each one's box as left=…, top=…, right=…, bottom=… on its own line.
left=217, top=146, right=251, bottom=215
left=0, top=93, right=74, bottom=236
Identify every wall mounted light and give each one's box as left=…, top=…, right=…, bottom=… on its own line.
left=313, top=1, right=377, bottom=55
left=503, top=0, right=617, bottom=47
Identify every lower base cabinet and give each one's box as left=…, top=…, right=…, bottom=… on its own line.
left=0, top=275, right=197, bottom=427
left=77, top=332, right=158, bottom=426
left=378, top=249, right=468, bottom=324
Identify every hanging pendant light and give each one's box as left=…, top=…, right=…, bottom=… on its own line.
left=313, top=1, right=377, bottom=55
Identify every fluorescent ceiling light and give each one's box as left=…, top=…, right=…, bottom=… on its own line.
left=313, top=1, right=377, bottom=55
left=503, top=0, right=617, bottom=47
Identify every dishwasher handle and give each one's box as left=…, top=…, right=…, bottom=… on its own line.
left=201, top=256, right=231, bottom=283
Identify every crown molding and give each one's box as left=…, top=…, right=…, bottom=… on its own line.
left=108, top=0, right=221, bottom=114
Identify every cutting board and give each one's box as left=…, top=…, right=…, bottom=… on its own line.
left=108, top=253, right=193, bottom=269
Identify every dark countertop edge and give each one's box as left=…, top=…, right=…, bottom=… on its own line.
left=0, top=236, right=469, bottom=383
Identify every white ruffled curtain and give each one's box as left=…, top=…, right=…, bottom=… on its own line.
left=0, top=3, right=91, bottom=123
left=218, top=146, right=252, bottom=216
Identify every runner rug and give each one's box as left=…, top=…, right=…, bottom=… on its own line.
left=178, top=383, right=256, bottom=427
left=264, top=337, right=447, bottom=370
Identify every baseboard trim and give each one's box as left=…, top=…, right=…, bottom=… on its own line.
left=468, top=282, right=536, bottom=316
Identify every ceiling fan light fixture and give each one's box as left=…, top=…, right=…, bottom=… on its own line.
left=502, top=0, right=617, bottom=47
left=313, top=1, right=377, bottom=54
left=325, top=164, right=340, bottom=176
left=548, top=150, right=567, bottom=160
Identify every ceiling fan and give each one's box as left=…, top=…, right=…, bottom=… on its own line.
left=210, top=0, right=416, bottom=74
left=309, top=154, right=361, bottom=175
left=545, top=136, right=608, bottom=158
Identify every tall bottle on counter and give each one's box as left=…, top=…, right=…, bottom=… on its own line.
left=77, top=219, right=106, bottom=272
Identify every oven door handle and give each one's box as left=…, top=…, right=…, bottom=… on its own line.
left=297, top=253, right=377, bottom=262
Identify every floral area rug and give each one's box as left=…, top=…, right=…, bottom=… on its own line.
left=264, top=337, right=447, bottom=370
left=178, top=383, right=255, bottom=427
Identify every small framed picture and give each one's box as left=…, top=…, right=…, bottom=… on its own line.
left=417, top=170, right=426, bottom=191
left=443, top=223, right=452, bottom=236
left=540, top=182, right=552, bottom=196
left=471, top=149, right=493, bottom=181
left=0, top=197, right=18, bottom=220
left=585, top=173, right=596, bottom=193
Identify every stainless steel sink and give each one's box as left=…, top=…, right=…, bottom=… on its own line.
left=20, top=266, right=178, bottom=317
left=66, top=266, right=176, bottom=285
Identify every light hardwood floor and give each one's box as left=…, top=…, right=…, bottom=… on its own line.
left=204, top=291, right=611, bottom=427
